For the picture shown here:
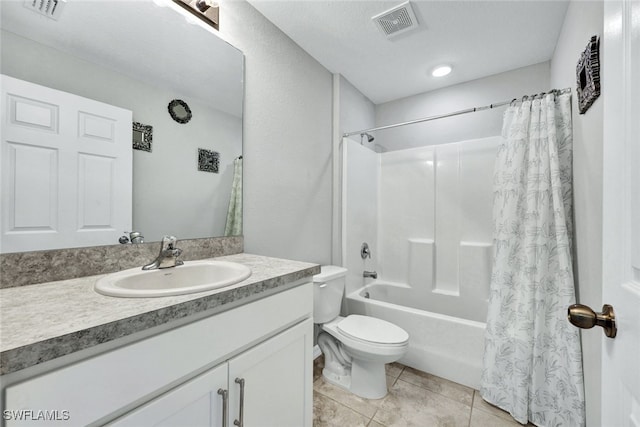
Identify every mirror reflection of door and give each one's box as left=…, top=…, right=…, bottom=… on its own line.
left=0, top=1, right=244, bottom=249
left=0, top=75, right=133, bottom=253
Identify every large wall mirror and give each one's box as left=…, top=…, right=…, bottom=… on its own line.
left=0, top=0, right=244, bottom=253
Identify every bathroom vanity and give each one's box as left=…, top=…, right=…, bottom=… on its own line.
left=0, top=254, right=318, bottom=427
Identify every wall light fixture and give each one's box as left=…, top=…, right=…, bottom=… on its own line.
left=173, top=0, right=219, bottom=30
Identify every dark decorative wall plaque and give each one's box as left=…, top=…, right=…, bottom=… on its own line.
left=168, top=99, right=192, bottom=124
left=576, top=35, right=600, bottom=114
left=198, top=148, right=219, bottom=173
left=132, top=122, right=153, bottom=152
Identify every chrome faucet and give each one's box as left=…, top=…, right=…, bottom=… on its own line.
left=363, top=270, right=377, bottom=279
left=142, top=235, right=184, bottom=270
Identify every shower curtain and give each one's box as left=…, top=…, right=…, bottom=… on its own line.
left=480, top=90, right=585, bottom=426
left=224, top=157, right=242, bottom=236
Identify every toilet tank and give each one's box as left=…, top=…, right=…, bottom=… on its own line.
left=313, top=265, right=348, bottom=324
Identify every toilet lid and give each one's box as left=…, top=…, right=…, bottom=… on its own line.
left=337, top=315, right=409, bottom=345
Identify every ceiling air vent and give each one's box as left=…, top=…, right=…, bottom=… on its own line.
left=24, top=0, right=66, bottom=20
left=372, top=1, right=419, bottom=38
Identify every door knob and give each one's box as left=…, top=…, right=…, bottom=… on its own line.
left=567, top=304, right=617, bottom=338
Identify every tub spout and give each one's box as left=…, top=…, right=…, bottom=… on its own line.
left=363, top=270, right=377, bottom=279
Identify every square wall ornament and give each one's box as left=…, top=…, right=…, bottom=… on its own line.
left=198, top=148, right=219, bottom=173
left=576, top=35, right=600, bottom=114
left=132, top=122, right=153, bottom=152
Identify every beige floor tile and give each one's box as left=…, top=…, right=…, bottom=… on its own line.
left=472, top=390, right=514, bottom=420
left=373, top=379, right=471, bottom=427
left=386, top=374, right=398, bottom=389
left=313, top=393, right=371, bottom=427
left=470, top=408, right=523, bottom=427
left=367, top=421, right=385, bottom=427
left=472, top=392, right=535, bottom=426
left=314, top=356, right=325, bottom=382
left=385, top=362, right=404, bottom=380
left=399, top=367, right=474, bottom=407
left=314, top=376, right=383, bottom=418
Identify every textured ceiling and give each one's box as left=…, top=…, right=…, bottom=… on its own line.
left=248, top=0, right=569, bottom=104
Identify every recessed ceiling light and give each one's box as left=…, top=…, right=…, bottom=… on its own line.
left=432, top=65, right=452, bottom=77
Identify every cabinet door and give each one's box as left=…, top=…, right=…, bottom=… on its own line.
left=228, top=319, right=313, bottom=427
left=110, top=363, right=228, bottom=427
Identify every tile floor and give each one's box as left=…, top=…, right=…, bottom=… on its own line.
left=313, top=357, right=535, bottom=427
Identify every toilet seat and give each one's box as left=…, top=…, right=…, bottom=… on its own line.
left=337, top=315, right=409, bottom=345
left=322, top=315, right=409, bottom=358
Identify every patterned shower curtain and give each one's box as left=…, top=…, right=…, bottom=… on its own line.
left=480, top=90, right=585, bottom=426
left=224, top=156, right=242, bottom=236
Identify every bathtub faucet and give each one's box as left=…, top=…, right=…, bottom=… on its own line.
left=363, top=270, right=377, bottom=279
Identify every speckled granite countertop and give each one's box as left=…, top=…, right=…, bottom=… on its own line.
left=0, top=253, right=319, bottom=375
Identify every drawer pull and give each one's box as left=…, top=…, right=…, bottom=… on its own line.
left=217, top=388, right=228, bottom=427
left=233, top=378, right=245, bottom=427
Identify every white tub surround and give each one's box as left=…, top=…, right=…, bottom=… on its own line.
left=341, top=137, right=497, bottom=389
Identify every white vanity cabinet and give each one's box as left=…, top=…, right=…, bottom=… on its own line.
left=3, top=283, right=313, bottom=427
left=110, top=362, right=228, bottom=427
left=227, top=319, right=310, bottom=427
left=111, top=319, right=311, bottom=427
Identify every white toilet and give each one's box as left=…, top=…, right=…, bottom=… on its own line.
left=314, top=265, right=409, bottom=399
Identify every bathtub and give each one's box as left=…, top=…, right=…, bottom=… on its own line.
left=346, top=282, right=485, bottom=390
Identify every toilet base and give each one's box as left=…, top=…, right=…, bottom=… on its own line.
left=321, top=367, right=351, bottom=391
left=322, top=360, right=388, bottom=400
left=350, top=359, right=387, bottom=399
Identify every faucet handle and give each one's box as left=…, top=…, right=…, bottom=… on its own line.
left=120, top=231, right=144, bottom=244
left=161, top=235, right=178, bottom=249
left=361, top=242, right=371, bottom=259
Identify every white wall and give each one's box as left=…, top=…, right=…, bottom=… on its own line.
left=339, top=76, right=376, bottom=151
left=1, top=30, right=242, bottom=242
left=217, top=1, right=333, bottom=264
left=375, top=62, right=550, bottom=151
left=549, top=2, right=604, bottom=426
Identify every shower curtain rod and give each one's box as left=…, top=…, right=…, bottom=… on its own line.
left=343, top=100, right=512, bottom=137
left=342, top=88, right=571, bottom=138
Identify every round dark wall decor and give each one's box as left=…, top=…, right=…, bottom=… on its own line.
left=168, top=99, right=192, bottom=124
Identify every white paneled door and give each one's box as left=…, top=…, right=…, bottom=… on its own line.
left=0, top=75, right=132, bottom=253
left=600, top=1, right=640, bottom=426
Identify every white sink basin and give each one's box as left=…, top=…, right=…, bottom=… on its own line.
left=95, top=260, right=252, bottom=298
